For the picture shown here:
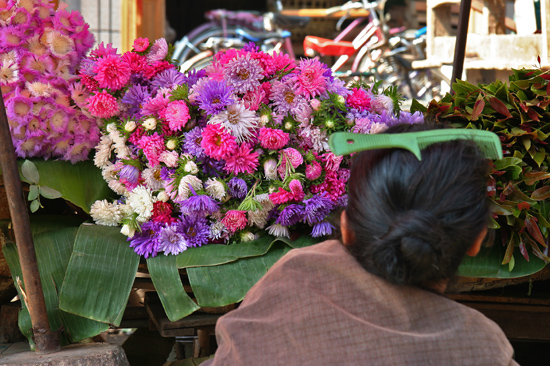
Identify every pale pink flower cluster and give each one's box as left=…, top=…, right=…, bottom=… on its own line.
left=0, top=0, right=99, bottom=162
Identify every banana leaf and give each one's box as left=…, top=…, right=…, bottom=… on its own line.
left=2, top=216, right=108, bottom=349
left=58, top=224, right=139, bottom=325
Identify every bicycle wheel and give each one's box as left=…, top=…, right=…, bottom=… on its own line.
left=357, top=52, right=415, bottom=99
left=407, top=68, right=451, bottom=103
left=181, top=51, right=215, bottom=73
left=175, top=26, right=242, bottom=65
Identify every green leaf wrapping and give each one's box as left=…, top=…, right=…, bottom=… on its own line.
left=59, top=224, right=139, bottom=325
left=147, top=254, right=200, bottom=322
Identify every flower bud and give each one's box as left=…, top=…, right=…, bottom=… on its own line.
left=184, top=160, right=199, bottom=174
left=121, top=224, right=135, bottom=238
left=310, top=99, right=321, bottom=111
left=166, top=139, right=177, bottom=150
left=325, top=119, right=335, bottom=129
left=264, top=158, right=278, bottom=180
left=157, top=191, right=170, bottom=202
left=125, top=120, right=137, bottom=132
left=143, top=117, right=157, bottom=130
left=284, top=121, right=293, bottom=131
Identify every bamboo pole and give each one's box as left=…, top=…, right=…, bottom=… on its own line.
left=0, top=92, right=60, bottom=353
left=451, top=0, right=472, bottom=87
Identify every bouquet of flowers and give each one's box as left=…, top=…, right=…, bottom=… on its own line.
left=0, top=0, right=99, bottom=162
left=86, top=39, right=424, bottom=258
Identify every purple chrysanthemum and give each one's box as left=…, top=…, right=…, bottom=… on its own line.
left=119, top=164, right=140, bottom=184
left=176, top=216, right=210, bottom=247
left=276, top=204, right=305, bottom=226
left=398, top=111, right=424, bottom=125
left=270, top=78, right=309, bottom=116
left=303, top=193, right=334, bottom=225
left=129, top=221, right=163, bottom=258
left=182, top=127, right=205, bottom=158
left=121, top=84, right=151, bottom=112
left=151, top=68, right=186, bottom=91
left=227, top=177, right=247, bottom=200
left=179, top=190, right=219, bottom=216
left=192, top=78, right=234, bottom=116
left=223, top=53, right=263, bottom=94
left=182, top=69, right=207, bottom=88
left=242, top=42, right=260, bottom=52
left=160, top=167, right=175, bottom=181
left=311, top=221, right=334, bottom=238
left=158, top=224, right=188, bottom=255
left=197, top=156, right=225, bottom=177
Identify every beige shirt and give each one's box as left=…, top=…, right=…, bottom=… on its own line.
left=203, top=240, right=518, bottom=366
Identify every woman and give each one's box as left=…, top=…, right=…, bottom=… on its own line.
left=202, top=123, right=518, bottom=365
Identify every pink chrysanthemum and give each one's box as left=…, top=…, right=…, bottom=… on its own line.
left=137, top=132, right=166, bottom=167
left=93, top=54, right=131, bottom=90
left=306, top=160, right=323, bottom=180
left=294, top=58, right=327, bottom=98
left=346, top=87, right=371, bottom=111
left=144, top=60, right=174, bottom=79
left=151, top=201, right=176, bottom=224
left=221, top=210, right=248, bottom=233
left=87, top=90, right=120, bottom=118
left=45, top=29, right=75, bottom=58
left=259, top=127, right=289, bottom=150
left=147, top=38, right=168, bottom=63
left=321, top=152, right=343, bottom=171
left=278, top=147, right=304, bottom=178
left=271, top=52, right=296, bottom=73
left=311, top=170, right=347, bottom=202
left=89, top=42, right=118, bottom=60
left=269, top=179, right=305, bottom=205
left=159, top=100, right=190, bottom=132
left=141, top=92, right=170, bottom=117
left=223, top=53, right=263, bottom=94
left=200, top=124, right=237, bottom=160
left=122, top=51, right=148, bottom=74
left=133, top=37, right=149, bottom=52
left=223, top=144, right=259, bottom=175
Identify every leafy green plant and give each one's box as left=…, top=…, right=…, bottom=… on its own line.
left=414, top=68, right=550, bottom=271
left=20, top=160, right=63, bottom=213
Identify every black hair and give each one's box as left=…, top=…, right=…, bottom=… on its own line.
left=345, top=123, right=490, bottom=288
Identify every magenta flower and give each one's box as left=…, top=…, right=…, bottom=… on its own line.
left=147, top=38, right=168, bottom=63
left=160, top=100, right=190, bottom=132
left=223, top=53, right=264, bottom=94
left=200, top=124, right=237, bottom=160
left=305, top=160, right=323, bottom=180
left=133, top=37, right=150, bottom=52
left=347, top=87, right=371, bottom=111
left=294, top=58, right=327, bottom=98
left=137, top=132, right=166, bottom=167
left=87, top=90, right=120, bottom=118
left=221, top=210, right=248, bottom=233
left=259, top=127, right=289, bottom=150
left=93, top=55, right=131, bottom=90
left=223, top=144, right=259, bottom=175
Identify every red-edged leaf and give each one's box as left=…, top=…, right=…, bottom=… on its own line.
left=489, top=97, right=512, bottom=118
left=527, top=238, right=550, bottom=261
left=540, top=74, right=550, bottom=81
left=471, top=98, right=485, bottom=120
left=532, top=186, right=550, bottom=200
left=501, top=238, right=515, bottom=265
left=517, top=202, right=531, bottom=211
left=524, top=171, right=550, bottom=185
left=525, top=216, right=546, bottom=247
left=519, top=241, right=530, bottom=262
left=527, top=108, right=540, bottom=122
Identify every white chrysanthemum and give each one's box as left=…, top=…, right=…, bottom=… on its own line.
left=302, top=125, right=329, bottom=152
left=209, top=103, right=259, bottom=143
left=263, top=158, right=278, bottom=180
left=210, top=221, right=228, bottom=240
left=127, top=186, right=155, bottom=223
left=248, top=209, right=269, bottom=229
left=102, top=163, right=119, bottom=182
left=157, top=191, right=170, bottom=202
left=267, top=224, right=290, bottom=238
left=90, top=200, right=122, bottom=226
left=142, top=166, right=164, bottom=191
left=108, top=179, right=128, bottom=195
left=205, top=178, right=226, bottom=200
left=371, top=94, right=394, bottom=114
left=254, top=193, right=275, bottom=211
left=125, top=121, right=137, bottom=132
left=240, top=231, right=256, bottom=242
left=142, top=117, right=157, bottom=130
left=94, top=136, right=113, bottom=168
left=184, top=161, right=199, bottom=174
left=159, top=151, right=179, bottom=167
left=120, top=224, right=136, bottom=238
left=177, top=175, right=203, bottom=201
left=106, top=123, right=117, bottom=134
left=118, top=203, right=134, bottom=217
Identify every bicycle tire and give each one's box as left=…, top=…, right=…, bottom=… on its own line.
left=175, top=26, right=242, bottom=65
left=181, top=51, right=215, bottom=73
left=407, top=68, right=451, bottom=103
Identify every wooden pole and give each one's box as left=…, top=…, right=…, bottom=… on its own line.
left=0, top=93, right=60, bottom=353
left=451, top=0, right=472, bottom=88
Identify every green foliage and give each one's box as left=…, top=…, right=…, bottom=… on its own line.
left=426, top=68, right=550, bottom=270
left=20, top=160, right=62, bottom=213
